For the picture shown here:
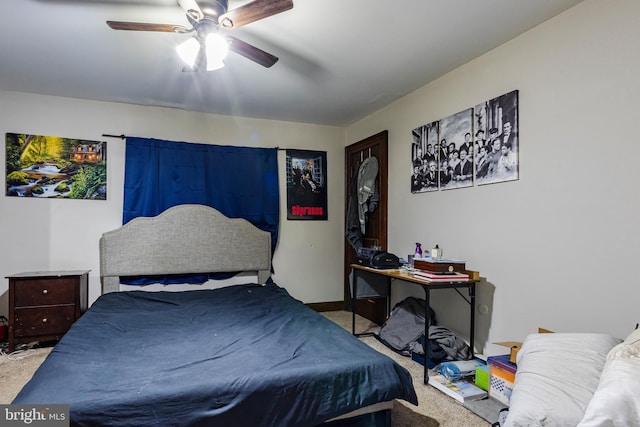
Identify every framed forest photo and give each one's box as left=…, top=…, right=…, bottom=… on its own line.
left=6, top=133, right=107, bottom=199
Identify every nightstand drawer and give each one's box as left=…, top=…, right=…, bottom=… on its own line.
left=13, top=306, right=75, bottom=337
left=14, top=278, right=76, bottom=307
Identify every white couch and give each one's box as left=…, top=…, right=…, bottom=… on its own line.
left=504, top=328, right=640, bottom=427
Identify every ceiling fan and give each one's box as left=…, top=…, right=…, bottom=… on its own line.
left=106, top=0, right=293, bottom=71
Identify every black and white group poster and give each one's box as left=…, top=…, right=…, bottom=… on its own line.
left=411, top=121, right=439, bottom=193
left=410, top=89, right=519, bottom=192
left=286, top=149, right=328, bottom=220
left=439, top=108, right=474, bottom=190
left=474, top=90, right=519, bottom=185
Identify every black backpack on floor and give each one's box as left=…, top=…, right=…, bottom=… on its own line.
left=375, top=297, right=442, bottom=357
left=375, top=297, right=472, bottom=365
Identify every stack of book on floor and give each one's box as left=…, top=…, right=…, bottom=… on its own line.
left=429, top=359, right=488, bottom=403
left=429, top=374, right=487, bottom=403
left=412, top=257, right=469, bottom=282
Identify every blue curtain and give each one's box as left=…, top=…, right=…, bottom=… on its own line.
left=123, top=137, right=279, bottom=255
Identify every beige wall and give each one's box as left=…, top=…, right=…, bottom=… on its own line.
left=346, top=0, right=640, bottom=354
left=0, top=91, right=346, bottom=310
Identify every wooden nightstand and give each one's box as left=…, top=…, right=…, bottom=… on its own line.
left=6, top=270, right=89, bottom=352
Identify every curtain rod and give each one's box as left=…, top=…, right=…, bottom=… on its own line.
left=102, top=134, right=127, bottom=139
left=104, top=135, right=290, bottom=151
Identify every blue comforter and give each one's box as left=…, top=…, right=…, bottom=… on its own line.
left=13, top=283, right=417, bottom=426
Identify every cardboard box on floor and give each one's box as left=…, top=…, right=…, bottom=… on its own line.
left=494, top=328, right=554, bottom=364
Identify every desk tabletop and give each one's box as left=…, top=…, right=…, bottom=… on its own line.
left=350, top=264, right=479, bottom=287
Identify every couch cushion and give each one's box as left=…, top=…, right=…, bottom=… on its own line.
left=504, top=333, right=621, bottom=427
left=577, top=328, right=640, bottom=427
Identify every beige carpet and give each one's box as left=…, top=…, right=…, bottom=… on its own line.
left=1, top=312, right=489, bottom=426
left=0, top=346, right=52, bottom=404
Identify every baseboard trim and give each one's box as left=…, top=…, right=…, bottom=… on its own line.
left=306, top=301, right=346, bottom=312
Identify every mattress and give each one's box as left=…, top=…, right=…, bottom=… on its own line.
left=13, top=282, right=417, bottom=426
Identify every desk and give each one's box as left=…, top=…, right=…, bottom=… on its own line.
left=350, top=264, right=478, bottom=384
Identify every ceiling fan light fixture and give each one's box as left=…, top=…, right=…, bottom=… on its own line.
left=205, top=33, right=229, bottom=71
left=176, top=37, right=200, bottom=68
left=206, top=58, right=225, bottom=71
left=108, top=0, right=291, bottom=71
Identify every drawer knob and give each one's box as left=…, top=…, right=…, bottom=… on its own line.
left=42, top=289, right=48, bottom=294
left=42, top=318, right=48, bottom=323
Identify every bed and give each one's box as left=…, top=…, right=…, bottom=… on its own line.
left=13, top=204, right=418, bottom=427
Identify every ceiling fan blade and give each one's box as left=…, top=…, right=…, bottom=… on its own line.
left=219, top=0, right=293, bottom=29
left=227, top=36, right=278, bottom=68
left=106, top=21, right=190, bottom=33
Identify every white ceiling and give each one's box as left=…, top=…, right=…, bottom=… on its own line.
left=0, top=0, right=584, bottom=126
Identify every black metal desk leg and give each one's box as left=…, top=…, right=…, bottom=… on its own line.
left=469, top=282, right=476, bottom=357
left=386, top=281, right=391, bottom=320
left=423, top=286, right=430, bottom=384
left=351, top=269, right=357, bottom=335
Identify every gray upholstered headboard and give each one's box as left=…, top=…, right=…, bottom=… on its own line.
left=99, top=204, right=272, bottom=294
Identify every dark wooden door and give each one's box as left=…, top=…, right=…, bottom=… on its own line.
left=344, top=131, right=388, bottom=325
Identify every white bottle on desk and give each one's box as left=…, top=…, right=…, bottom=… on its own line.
left=431, top=244, right=442, bottom=260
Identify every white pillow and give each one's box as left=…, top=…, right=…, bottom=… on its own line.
left=504, top=333, right=621, bottom=427
left=577, top=328, right=640, bottom=427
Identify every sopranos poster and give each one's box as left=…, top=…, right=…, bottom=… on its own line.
left=286, top=149, right=328, bottom=220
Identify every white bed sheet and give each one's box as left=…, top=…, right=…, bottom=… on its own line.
left=119, top=272, right=259, bottom=292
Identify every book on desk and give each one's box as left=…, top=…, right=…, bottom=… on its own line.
left=412, top=270, right=470, bottom=282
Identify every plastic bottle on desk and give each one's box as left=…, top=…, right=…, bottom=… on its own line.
left=415, top=243, right=423, bottom=258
